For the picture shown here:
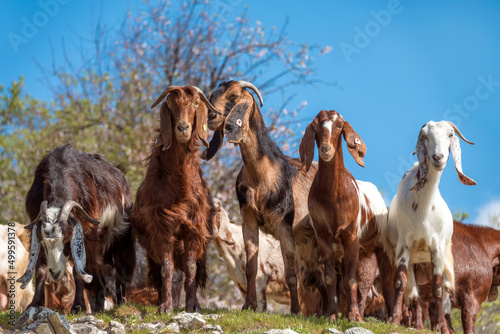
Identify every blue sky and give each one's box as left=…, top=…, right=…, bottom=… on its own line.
left=1, top=0, right=499, bottom=226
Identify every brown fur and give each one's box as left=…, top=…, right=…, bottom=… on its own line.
left=205, top=81, right=318, bottom=314
left=132, top=86, right=215, bottom=314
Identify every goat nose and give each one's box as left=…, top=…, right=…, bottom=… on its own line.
left=49, top=269, right=60, bottom=278
left=432, top=154, right=444, bottom=162
left=321, top=146, right=331, bottom=154
left=177, top=124, right=189, bottom=133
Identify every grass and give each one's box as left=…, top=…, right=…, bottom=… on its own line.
left=1, top=303, right=436, bottom=334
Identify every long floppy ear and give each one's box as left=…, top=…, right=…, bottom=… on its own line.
left=196, top=102, right=209, bottom=148
left=159, top=101, right=173, bottom=150
left=450, top=135, right=476, bottom=186
left=342, top=121, right=367, bottom=167
left=299, top=122, right=316, bottom=172
left=411, top=131, right=428, bottom=191
left=201, top=126, right=224, bottom=161
left=71, top=222, right=93, bottom=283
left=17, top=224, right=41, bottom=289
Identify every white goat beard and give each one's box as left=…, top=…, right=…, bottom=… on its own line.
left=45, top=241, right=68, bottom=282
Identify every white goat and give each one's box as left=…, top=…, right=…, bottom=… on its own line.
left=0, top=222, right=34, bottom=312
left=383, top=121, right=476, bottom=333
left=212, top=199, right=290, bottom=311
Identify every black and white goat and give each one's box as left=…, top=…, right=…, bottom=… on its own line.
left=18, top=144, right=135, bottom=313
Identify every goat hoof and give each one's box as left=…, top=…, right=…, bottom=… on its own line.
left=242, top=301, right=257, bottom=311
left=348, top=311, right=362, bottom=323
left=159, top=303, right=173, bottom=314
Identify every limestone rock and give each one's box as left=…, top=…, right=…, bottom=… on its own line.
left=133, top=321, right=167, bottom=333
left=202, top=324, right=223, bottom=334
left=71, top=323, right=106, bottom=334
left=16, top=306, right=56, bottom=327
left=344, top=328, right=374, bottom=334
left=326, top=329, right=344, bottom=334
left=47, top=313, right=73, bottom=334
left=164, top=322, right=181, bottom=333
left=171, top=312, right=206, bottom=330
left=106, top=321, right=125, bottom=334
left=263, top=330, right=299, bottom=334
left=202, top=314, right=222, bottom=321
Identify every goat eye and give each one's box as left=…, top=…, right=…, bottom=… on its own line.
left=449, top=133, right=453, bottom=138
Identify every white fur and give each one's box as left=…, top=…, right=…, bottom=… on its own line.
left=323, top=120, right=333, bottom=135
left=213, top=200, right=290, bottom=310
left=383, top=121, right=459, bottom=305
left=352, top=180, right=388, bottom=239
left=42, top=207, right=67, bottom=282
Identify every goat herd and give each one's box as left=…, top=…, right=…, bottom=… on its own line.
left=1, top=80, right=499, bottom=334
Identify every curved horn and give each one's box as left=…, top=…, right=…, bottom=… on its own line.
left=192, top=86, right=223, bottom=116
left=24, top=201, right=48, bottom=230
left=447, top=121, right=474, bottom=145
left=238, top=81, right=264, bottom=107
left=59, top=201, right=100, bottom=225
left=151, top=87, right=175, bottom=109
left=17, top=224, right=41, bottom=289
left=71, top=222, right=93, bottom=283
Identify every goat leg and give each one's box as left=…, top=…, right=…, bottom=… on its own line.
left=460, top=292, right=480, bottom=334
left=71, top=273, right=87, bottom=314
left=432, top=274, right=450, bottom=334
left=184, top=244, right=199, bottom=312
left=159, top=251, right=174, bottom=314
left=241, top=212, right=259, bottom=311
left=412, top=297, right=424, bottom=329
left=390, top=263, right=408, bottom=324
left=26, top=259, right=47, bottom=310
left=324, top=257, right=339, bottom=320
left=279, top=224, right=300, bottom=314
left=343, top=236, right=362, bottom=322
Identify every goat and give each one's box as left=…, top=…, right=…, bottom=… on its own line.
left=299, top=110, right=387, bottom=321
left=382, top=121, right=476, bottom=333
left=18, top=144, right=136, bottom=313
left=0, top=222, right=34, bottom=312
left=131, top=85, right=219, bottom=314
left=412, top=221, right=500, bottom=334
left=212, top=198, right=291, bottom=310
left=203, top=80, right=317, bottom=314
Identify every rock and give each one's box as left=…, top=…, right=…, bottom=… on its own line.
left=47, top=313, right=73, bottom=334
left=172, top=312, right=206, bottom=330
left=202, top=324, right=223, bottom=334
left=71, top=323, right=106, bottom=334
left=202, top=314, right=222, bottom=321
left=164, top=322, right=181, bottom=333
left=16, top=306, right=56, bottom=327
left=107, top=321, right=125, bottom=334
left=71, top=316, right=98, bottom=325
left=133, top=321, right=167, bottom=333
left=263, top=330, right=299, bottom=334
left=344, top=328, right=374, bottom=334
left=27, top=322, right=54, bottom=334
left=326, top=329, right=344, bottom=334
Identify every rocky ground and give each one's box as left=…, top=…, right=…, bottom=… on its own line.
left=0, top=306, right=377, bottom=334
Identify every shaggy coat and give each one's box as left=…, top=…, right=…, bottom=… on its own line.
left=131, top=86, right=216, bottom=313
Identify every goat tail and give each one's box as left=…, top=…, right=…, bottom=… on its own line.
left=195, top=249, right=208, bottom=290
left=443, top=242, right=455, bottom=295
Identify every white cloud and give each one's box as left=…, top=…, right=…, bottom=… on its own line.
left=472, top=199, right=500, bottom=228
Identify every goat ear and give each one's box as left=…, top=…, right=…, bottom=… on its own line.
left=342, top=121, right=366, bottom=167
left=299, top=122, right=316, bottom=172
left=220, top=231, right=236, bottom=246
left=196, top=102, right=209, bottom=148
left=201, top=126, right=224, bottom=161
left=16, top=224, right=41, bottom=289
left=71, top=222, right=93, bottom=283
left=411, top=132, right=428, bottom=191
left=159, top=102, right=173, bottom=150
left=450, top=135, right=476, bottom=186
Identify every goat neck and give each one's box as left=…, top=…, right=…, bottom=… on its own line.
left=316, top=139, right=353, bottom=194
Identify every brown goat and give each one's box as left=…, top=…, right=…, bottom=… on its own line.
left=131, top=86, right=219, bottom=313
left=204, top=80, right=317, bottom=314
left=299, top=110, right=387, bottom=321
left=416, top=221, right=500, bottom=334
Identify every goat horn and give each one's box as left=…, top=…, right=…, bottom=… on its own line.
left=192, top=86, right=223, bottom=116
left=59, top=201, right=100, bottom=225
left=447, top=121, right=474, bottom=145
left=238, top=81, right=264, bottom=107
left=24, top=201, right=48, bottom=230
left=71, top=222, right=93, bottom=283
left=17, top=224, right=41, bottom=288
left=151, top=87, right=175, bottom=109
